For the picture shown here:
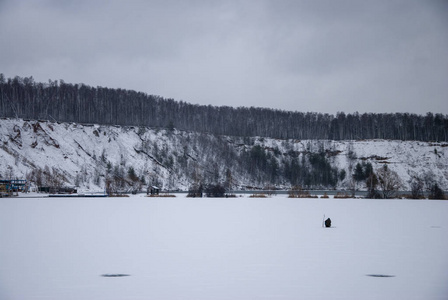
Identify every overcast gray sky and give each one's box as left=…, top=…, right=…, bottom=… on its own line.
left=1, top=0, right=447, bottom=115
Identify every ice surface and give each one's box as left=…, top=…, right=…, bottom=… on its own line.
left=1, top=194, right=447, bottom=299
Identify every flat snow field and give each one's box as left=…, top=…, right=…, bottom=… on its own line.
left=1, top=194, right=447, bottom=300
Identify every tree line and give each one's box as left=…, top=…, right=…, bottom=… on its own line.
left=1, top=74, right=447, bottom=141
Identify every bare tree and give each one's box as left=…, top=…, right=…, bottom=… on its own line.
left=376, top=165, right=403, bottom=199
left=365, top=172, right=379, bottom=199
left=409, top=176, right=424, bottom=199
left=429, top=183, right=445, bottom=200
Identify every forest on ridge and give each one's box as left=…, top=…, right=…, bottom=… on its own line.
left=1, top=74, right=447, bottom=142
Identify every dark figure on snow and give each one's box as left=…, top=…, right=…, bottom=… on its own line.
left=325, top=218, right=332, bottom=228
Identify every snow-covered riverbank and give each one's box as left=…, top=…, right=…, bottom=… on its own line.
left=1, top=118, right=447, bottom=192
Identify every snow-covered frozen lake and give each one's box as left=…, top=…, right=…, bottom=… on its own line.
left=1, top=194, right=447, bottom=300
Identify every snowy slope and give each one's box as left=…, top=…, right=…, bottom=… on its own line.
left=1, top=118, right=447, bottom=191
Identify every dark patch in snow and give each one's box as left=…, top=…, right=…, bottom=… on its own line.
left=430, top=226, right=441, bottom=228
left=101, top=274, right=130, bottom=277
left=360, top=155, right=390, bottom=161
left=133, top=147, right=169, bottom=169
left=325, top=149, right=342, bottom=156
left=366, top=274, right=395, bottom=278
left=74, top=140, right=92, bottom=157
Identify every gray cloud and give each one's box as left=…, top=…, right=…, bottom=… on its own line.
left=1, top=0, right=447, bottom=114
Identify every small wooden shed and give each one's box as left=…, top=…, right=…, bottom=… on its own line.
left=148, top=186, right=160, bottom=195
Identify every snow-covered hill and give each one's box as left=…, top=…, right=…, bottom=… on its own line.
left=1, top=118, right=447, bottom=192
